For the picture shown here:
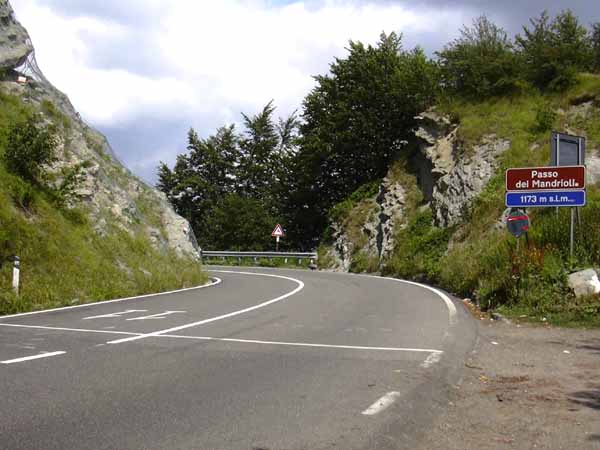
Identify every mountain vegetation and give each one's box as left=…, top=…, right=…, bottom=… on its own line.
left=0, top=91, right=207, bottom=314
left=161, top=10, right=600, bottom=324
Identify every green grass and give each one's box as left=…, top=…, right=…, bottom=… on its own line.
left=381, top=73, right=600, bottom=326
left=0, top=91, right=207, bottom=315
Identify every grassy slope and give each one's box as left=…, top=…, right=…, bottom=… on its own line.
left=0, top=92, right=207, bottom=314
left=330, top=74, right=600, bottom=326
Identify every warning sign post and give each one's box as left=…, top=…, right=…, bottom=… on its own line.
left=271, top=224, right=284, bottom=252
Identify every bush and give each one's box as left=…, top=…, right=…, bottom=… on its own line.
left=532, top=101, right=557, bottom=132
left=383, top=209, right=453, bottom=282
left=3, top=112, right=58, bottom=184
left=438, top=16, right=521, bottom=98
left=516, top=10, right=591, bottom=91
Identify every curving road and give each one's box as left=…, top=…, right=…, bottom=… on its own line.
left=0, top=268, right=476, bottom=450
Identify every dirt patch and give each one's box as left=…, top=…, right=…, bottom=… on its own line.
left=414, top=319, right=600, bottom=450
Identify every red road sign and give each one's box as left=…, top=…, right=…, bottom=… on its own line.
left=506, top=165, right=585, bottom=191
left=271, top=224, right=284, bottom=237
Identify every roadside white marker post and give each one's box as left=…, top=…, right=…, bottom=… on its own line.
left=12, top=256, right=20, bottom=296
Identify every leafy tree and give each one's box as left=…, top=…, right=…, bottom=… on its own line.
left=287, top=32, right=437, bottom=248
left=237, top=101, right=280, bottom=205
left=437, top=16, right=521, bottom=98
left=204, top=194, right=278, bottom=251
left=592, top=23, right=600, bottom=72
left=516, top=10, right=591, bottom=91
left=3, top=112, right=58, bottom=184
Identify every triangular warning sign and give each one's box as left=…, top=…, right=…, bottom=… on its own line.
left=271, top=224, right=284, bottom=237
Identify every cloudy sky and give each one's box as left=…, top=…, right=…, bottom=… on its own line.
left=9, top=0, right=600, bottom=184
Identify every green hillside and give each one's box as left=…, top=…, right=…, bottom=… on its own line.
left=0, top=92, right=206, bottom=315
left=325, top=74, right=600, bottom=326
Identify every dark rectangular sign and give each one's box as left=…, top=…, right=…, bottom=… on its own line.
left=505, top=190, right=586, bottom=207
left=506, top=165, right=585, bottom=191
left=551, top=132, right=585, bottom=166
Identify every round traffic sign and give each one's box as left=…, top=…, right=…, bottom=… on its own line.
left=506, top=208, right=530, bottom=238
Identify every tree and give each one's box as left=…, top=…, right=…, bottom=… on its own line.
left=591, top=23, right=600, bottom=72
left=437, top=16, right=520, bottom=98
left=237, top=101, right=281, bottom=206
left=287, top=32, right=437, bottom=248
left=204, top=194, right=278, bottom=251
left=3, top=112, right=58, bottom=184
left=516, top=10, right=591, bottom=91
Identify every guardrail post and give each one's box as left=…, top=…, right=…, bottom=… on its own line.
left=12, top=256, right=20, bottom=296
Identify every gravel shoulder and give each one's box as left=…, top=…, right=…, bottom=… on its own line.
left=415, top=305, right=600, bottom=450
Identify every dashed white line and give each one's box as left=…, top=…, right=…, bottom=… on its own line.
left=0, top=278, right=221, bottom=319
left=0, top=323, right=142, bottom=336
left=83, top=309, right=147, bottom=320
left=126, top=311, right=186, bottom=321
left=107, top=271, right=305, bottom=345
left=362, top=391, right=402, bottom=415
left=1, top=351, right=66, bottom=364
left=420, top=352, right=442, bottom=368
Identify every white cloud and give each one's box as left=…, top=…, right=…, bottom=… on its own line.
left=9, top=0, right=467, bottom=180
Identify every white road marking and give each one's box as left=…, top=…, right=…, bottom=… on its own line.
left=0, top=322, right=443, bottom=353
left=1, top=351, right=66, bottom=364
left=160, top=334, right=444, bottom=353
left=107, top=271, right=305, bottom=345
left=0, top=278, right=221, bottom=319
left=83, top=309, right=147, bottom=320
left=126, top=311, right=186, bottom=321
left=420, top=352, right=442, bottom=368
left=373, top=277, right=457, bottom=325
left=0, top=323, right=142, bottom=336
left=362, top=391, right=402, bottom=415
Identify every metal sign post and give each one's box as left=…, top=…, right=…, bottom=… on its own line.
left=551, top=132, right=586, bottom=262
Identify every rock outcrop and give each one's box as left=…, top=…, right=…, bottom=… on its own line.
left=413, top=111, right=510, bottom=227
left=0, top=1, right=32, bottom=70
left=364, top=177, right=407, bottom=260
left=325, top=109, right=510, bottom=272
left=0, top=3, right=199, bottom=259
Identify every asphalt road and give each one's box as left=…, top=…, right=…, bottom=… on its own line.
left=0, top=268, right=476, bottom=450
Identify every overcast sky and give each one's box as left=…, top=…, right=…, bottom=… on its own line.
left=9, top=0, right=600, bottom=184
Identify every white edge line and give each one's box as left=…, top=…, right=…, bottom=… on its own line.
left=160, top=335, right=444, bottom=353
left=1, top=351, right=66, bottom=364
left=107, top=271, right=304, bottom=345
left=0, top=278, right=222, bottom=320
left=356, top=273, right=457, bottom=325
left=212, top=268, right=458, bottom=326
left=362, top=391, right=402, bottom=415
left=0, top=323, right=142, bottom=336
left=0, top=323, right=442, bottom=354
left=0, top=323, right=442, bottom=353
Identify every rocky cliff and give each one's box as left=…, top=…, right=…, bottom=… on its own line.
left=324, top=109, right=510, bottom=271
left=0, top=0, right=199, bottom=259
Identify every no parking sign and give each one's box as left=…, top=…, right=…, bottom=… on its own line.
left=505, top=209, right=530, bottom=238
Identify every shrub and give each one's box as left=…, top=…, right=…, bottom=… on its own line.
left=3, top=112, right=58, bottom=184
left=532, top=101, right=557, bottom=132
left=383, top=209, right=453, bottom=282
left=437, top=16, right=521, bottom=98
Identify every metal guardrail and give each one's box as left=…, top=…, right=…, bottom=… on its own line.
left=201, top=250, right=317, bottom=265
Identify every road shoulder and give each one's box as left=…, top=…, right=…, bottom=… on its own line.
left=415, top=313, right=600, bottom=450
